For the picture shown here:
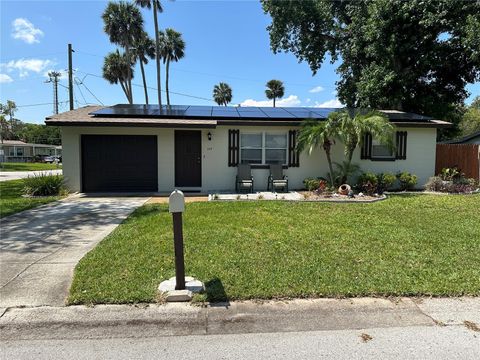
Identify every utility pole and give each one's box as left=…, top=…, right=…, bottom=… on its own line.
left=68, top=44, right=74, bottom=111
left=46, top=71, right=61, bottom=114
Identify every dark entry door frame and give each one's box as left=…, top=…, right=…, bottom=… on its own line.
left=174, top=130, right=202, bottom=188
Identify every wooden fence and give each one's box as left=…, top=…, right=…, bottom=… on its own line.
left=435, top=144, right=480, bottom=180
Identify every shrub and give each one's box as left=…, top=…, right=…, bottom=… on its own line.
left=23, top=174, right=66, bottom=196
left=425, top=176, right=444, bottom=192
left=426, top=176, right=478, bottom=193
left=303, top=177, right=329, bottom=191
left=377, top=172, right=396, bottom=194
left=396, top=171, right=418, bottom=190
left=439, top=167, right=462, bottom=182
left=303, top=178, right=319, bottom=191
left=356, top=172, right=378, bottom=195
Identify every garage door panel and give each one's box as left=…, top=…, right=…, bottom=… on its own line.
left=81, top=135, right=158, bottom=192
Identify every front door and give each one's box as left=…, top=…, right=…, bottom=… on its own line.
left=175, top=130, right=202, bottom=187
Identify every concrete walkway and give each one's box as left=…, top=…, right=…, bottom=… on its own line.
left=0, top=196, right=147, bottom=307
left=0, top=169, right=62, bottom=182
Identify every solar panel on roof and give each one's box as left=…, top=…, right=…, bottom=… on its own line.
left=184, top=107, right=212, bottom=117
left=87, top=104, right=430, bottom=123
left=237, top=111, right=268, bottom=118
left=237, top=107, right=262, bottom=112
left=212, top=109, right=240, bottom=118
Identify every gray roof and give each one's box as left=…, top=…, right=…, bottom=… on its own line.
left=441, top=131, right=480, bottom=144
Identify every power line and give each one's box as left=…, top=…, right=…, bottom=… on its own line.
left=16, top=101, right=69, bottom=108
left=74, top=48, right=336, bottom=90
left=76, top=71, right=215, bottom=102
left=74, top=78, right=88, bottom=105
left=76, top=75, right=105, bottom=105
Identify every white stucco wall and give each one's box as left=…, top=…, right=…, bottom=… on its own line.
left=61, top=125, right=437, bottom=193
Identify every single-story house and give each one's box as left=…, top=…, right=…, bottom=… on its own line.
left=0, top=140, right=62, bottom=163
left=45, top=104, right=450, bottom=193
left=441, top=131, right=480, bottom=145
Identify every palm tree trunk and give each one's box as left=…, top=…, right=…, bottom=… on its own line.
left=324, top=145, right=335, bottom=186
left=166, top=58, right=170, bottom=106
left=273, top=97, right=276, bottom=107
left=140, top=60, right=149, bottom=104
left=119, top=81, right=129, bottom=102
left=153, top=3, right=162, bottom=106
left=125, top=44, right=133, bottom=104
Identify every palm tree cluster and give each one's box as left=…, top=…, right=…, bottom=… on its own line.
left=297, top=110, right=394, bottom=186
left=102, top=0, right=185, bottom=105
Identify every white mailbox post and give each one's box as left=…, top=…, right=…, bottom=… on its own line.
left=169, top=190, right=186, bottom=290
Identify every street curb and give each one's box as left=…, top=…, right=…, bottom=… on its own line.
left=2, top=297, right=479, bottom=340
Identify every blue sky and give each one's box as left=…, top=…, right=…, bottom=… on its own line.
left=1, top=0, right=478, bottom=124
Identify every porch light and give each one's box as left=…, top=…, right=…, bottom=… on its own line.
left=207, top=132, right=212, bottom=141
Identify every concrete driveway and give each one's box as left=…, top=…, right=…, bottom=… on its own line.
left=0, top=169, right=62, bottom=182
left=0, top=196, right=147, bottom=308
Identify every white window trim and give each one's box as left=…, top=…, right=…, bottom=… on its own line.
left=240, top=131, right=288, bottom=165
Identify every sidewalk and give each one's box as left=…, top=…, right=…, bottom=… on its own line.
left=1, top=297, right=479, bottom=340
left=0, top=169, right=62, bottom=182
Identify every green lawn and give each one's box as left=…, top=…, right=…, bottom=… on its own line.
left=0, top=179, right=61, bottom=218
left=68, top=194, right=480, bottom=305
left=0, top=162, right=61, bottom=172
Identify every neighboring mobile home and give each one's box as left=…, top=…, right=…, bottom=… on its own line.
left=45, top=104, right=450, bottom=193
left=0, top=140, right=62, bottom=163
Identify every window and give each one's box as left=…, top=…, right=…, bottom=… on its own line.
left=240, top=133, right=262, bottom=164
left=371, top=138, right=394, bottom=160
left=16, top=147, right=24, bottom=156
left=265, top=133, right=287, bottom=164
left=240, top=132, right=288, bottom=165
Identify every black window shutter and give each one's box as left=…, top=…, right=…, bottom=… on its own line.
left=361, top=133, right=372, bottom=159
left=288, top=130, right=300, bottom=167
left=228, top=129, right=239, bottom=166
left=395, top=131, right=407, bottom=160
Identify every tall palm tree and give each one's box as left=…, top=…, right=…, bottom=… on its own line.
left=213, top=82, right=233, bottom=106
left=102, top=1, right=144, bottom=104
left=297, top=117, right=339, bottom=186
left=134, top=0, right=164, bottom=106
left=102, top=50, right=135, bottom=102
left=335, top=110, right=394, bottom=183
left=158, top=28, right=185, bottom=106
left=265, top=79, right=285, bottom=107
left=132, top=31, right=155, bottom=104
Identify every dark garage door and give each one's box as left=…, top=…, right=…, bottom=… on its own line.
left=81, top=135, right=158, bottom=192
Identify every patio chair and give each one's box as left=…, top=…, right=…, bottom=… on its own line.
left=267, top=164, right=288, bottom=192
left=235, top=164, right=254, bottom=193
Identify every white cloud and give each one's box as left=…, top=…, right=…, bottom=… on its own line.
left=0, top=74, right=13, bottom=83
left=1, top=58, right=55, bottom=77
left=11, top=18, right=44, bottom=44
left=309, top=86, right=324, bottom=93
left=313, top=99, right=343, bottom=108
left=240, top=95, right=301, bottom=107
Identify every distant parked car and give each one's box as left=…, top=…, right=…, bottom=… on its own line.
left=43, top=156, right=55, bottom=163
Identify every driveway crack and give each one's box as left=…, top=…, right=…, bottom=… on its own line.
left=0, top=242, right=67, bottom=290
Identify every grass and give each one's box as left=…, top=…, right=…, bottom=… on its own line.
left=0, top=162, right=61, bottom=172
left=68, top=194, right=480, bottom=304
left=0, top=179, right=61, bottom=218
